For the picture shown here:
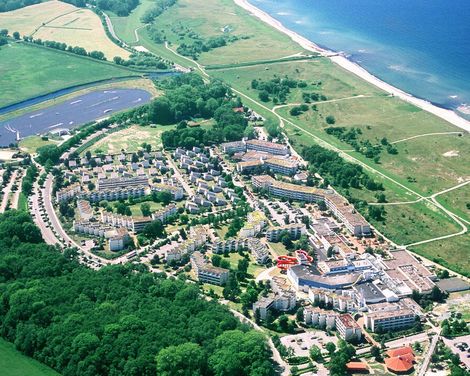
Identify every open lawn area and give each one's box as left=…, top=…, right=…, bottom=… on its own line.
left=410, top=234, right=470, bottom=277
left=0, top=338, right=60, bottom=376
left=0, top=42, right=135, bottom=108
left=0, top=0, right=129, bottom=59
left=222, top=252, right=265, bottom=277
left=268, top=241, right=289, bottom=257
left=18, top=135, right=59, bottom=154
left=371, top=201, right=460, bottom=246
left=435, top=183, right=470, bottom=224
left=127, top=201, right=164, bottom=216
left=82, top=124, right=173, bottom=155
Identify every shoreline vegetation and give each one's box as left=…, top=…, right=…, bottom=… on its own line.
left=234, top=0, right=470, bottom=133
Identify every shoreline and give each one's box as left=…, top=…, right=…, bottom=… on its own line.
left=233, top=0, right=470, bottom=133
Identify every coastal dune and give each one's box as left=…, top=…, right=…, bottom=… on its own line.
left=234, top=0, right=470, bottom=133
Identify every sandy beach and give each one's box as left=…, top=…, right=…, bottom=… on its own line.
left=234, top=0, right=470, bottom=133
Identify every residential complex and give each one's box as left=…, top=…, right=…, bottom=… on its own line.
left=191, top=251, right=230, bottom=286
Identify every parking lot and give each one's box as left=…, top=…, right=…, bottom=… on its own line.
left=442, top=334, right=470, bottom=369
left=280, top=330, right=338, bottom=357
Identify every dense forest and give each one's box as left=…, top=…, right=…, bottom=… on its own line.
left=0, top=211, right=274, bottom=376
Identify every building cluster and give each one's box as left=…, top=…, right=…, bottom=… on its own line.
left=252, top=175, right=370, bottom=237
left=295, top=249, right=432, bottom=335
left=222, top=139, right=290, bottom=156
left=266, top=223, right=306, bottom=242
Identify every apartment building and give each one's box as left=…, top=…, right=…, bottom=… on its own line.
left=264, top=158, right=298, bottom=176
left=100, top=212, right=152, bottom=233
left=266, top=223, right=306, bottom=242
left=336, top=314, right=362, bottom=342
left=212, top=238, right=248, bottom=254
left=221, top=141, right=246, bottom=154
left=246, top=139, right=290, bottom=156
left=152, top=204, right=177, bottom=223
left=247, top=238, right=270, bottom=264
left=239, top=210, right=268, bottom=238
left=364, top=304, right=416, bottom=333
left=86, top=186, right=148, bottom=202
left=303, top=306, right=337, bottom=329
left=308, top=288, right=357, bottom=312
left=56, top=183, right=81, bottom=202
left=190, top=251, right=230, bottom=286
left=253, top=277, right=297, bottom=320
left=151, top=183, right=184, bottom=200
left=109, top=227, right=131, bottom=251
left=77, top=199, right=93, bottom=220
left=97, top=176, right=149, bottom=191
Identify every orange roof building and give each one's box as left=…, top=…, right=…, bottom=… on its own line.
left=385, top=356, right=414, bottom=373
left=386, top=346, right=413, bottom=358
left=346, top=362, right=369, bottom=372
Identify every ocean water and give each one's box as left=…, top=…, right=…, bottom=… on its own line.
left=250, top=0, right=470, bottom=115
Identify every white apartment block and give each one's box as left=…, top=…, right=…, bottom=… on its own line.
left=97, top=176, right=149, bottom=191
left=191, top=251, right=230, bottom=286
left=100, top=212, right=152, bottom=233
left=56, top=183, right=81, bottom=202
left=246, top=139, right=290, bottom=156
left=303, top=306, right=337, bottom=330
left=86, top=186, right=148, bottom=202
left=266, top=223, right=306, bottom=242
left=152, top=204, right=177, bottom=223
left=364, top=305, right=416, bottom=333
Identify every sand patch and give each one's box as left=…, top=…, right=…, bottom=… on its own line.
left=442, top=150, right=459, bottom=157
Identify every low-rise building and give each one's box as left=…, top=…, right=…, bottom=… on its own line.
left=77, top=199, right=93, bottom=220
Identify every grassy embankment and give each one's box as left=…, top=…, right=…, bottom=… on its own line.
left=112, top=0, right=469, bottom=274
left=0, top=338, right=60, bottom=376
left=0, top=0, right=130, bottom=59
left=0, top=42, right=139, bottom=109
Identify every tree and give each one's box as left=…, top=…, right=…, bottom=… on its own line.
left=143, top=220, right=164, bottom=239
left=223, top=274, right=240, bottom=300
left=237, top=258, right=249, bottom=280
left=296, top=307, right=304, bottom=322
left=13, top=31, right=20, bottom=40
left=258, top=90, right=270, bottom=102
left=326, top=115, right=336, bottom=125
left=156, top=342, right=206, bottom=376
left=243, top=124, right=256, bottom=139
left=212, top=254, right=222, bottom=267
left=309, top=345, right=322, bottom=361
left=140, top=203, right=151, bottom=217
left=325, top=342, right=336, bottom=355
left=370, top=345, right=382, bottom=361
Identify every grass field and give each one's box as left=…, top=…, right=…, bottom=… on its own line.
left=410, top=234, right=470, bottom=277
left=82, top=124, right=173, bottom=155
left=18, top=136, right=59, bottom=154
left=128, top=201, right=164, bottom=216
left=0, top=42, right=135, bottom=108
left=0, top=0, right=129, bottom=59
left=436, top=184, right=470, bottom=223
left=0, top=338, right=60, bottom=376
left=108, top=0, right=154, bottom=45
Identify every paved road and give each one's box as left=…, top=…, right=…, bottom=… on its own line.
left=0, top=169, right=18, bottom=212
left=0, top=89, right=151, bottom=146
left=165, top=152, right=194, bottom=196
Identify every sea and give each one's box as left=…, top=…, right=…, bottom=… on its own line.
left=250, top=0, right=470, bottom=117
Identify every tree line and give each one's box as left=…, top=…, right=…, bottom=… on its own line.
left=0, top=210, right=275, bottom=376
left=141, top=0, right=177, bottom=24
left=0, top=0, right=41, bottom=12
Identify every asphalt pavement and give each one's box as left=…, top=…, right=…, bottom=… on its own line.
left=0, top=89, right=151, bottom=146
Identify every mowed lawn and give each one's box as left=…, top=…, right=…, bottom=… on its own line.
left=0, top=0, right=129, bottom=59
left=0, top=42, right=134, bottom=108
left=0, top=338, right=60, bottom=376
left=82, top=124, right=174, bottom=155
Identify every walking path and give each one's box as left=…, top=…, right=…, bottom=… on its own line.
left=416, top=332, right=440, bottom=376
left=391, top=131, right=463, bottom=144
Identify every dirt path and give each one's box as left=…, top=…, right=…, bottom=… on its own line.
left=391, top=131, right=463, bottom=144
left=0, top=170, right=18, bottom=213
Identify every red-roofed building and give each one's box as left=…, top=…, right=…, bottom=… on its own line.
left=346, top=362, right=369, bottom=373
left=386, top=346, right=413, bottom=358
left=385, top=356, right=414, bottom=373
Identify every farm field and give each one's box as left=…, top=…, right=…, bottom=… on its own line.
left=0, top=42, right=135, bottom=108
left=0, top=338, right=60, bottom=376
left=82, top=124, right=173, bottom=155
left=0, top=0, right=129, bottom=59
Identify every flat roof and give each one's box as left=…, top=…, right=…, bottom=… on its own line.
left=436, top=277, right=470, bottom=292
